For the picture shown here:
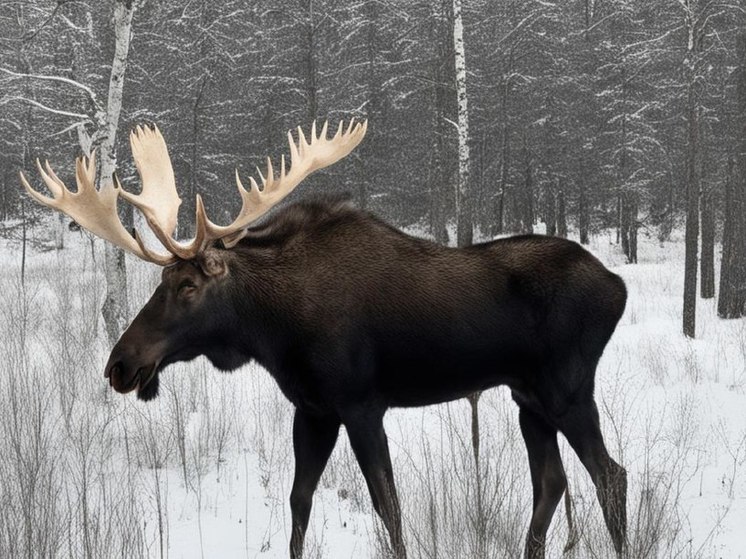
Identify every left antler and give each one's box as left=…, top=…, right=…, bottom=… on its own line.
left=19, top=150, right=176, bottom=265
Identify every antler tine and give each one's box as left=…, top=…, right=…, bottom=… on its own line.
left=42, top=159, right=66, bottom=192
left=333, top=120, right=344, bottom=140
left=20, top=168, right=54, bottom=207
left=202, top=118, right=367, bottom=247
left=119, top=124, right=181, bottom=238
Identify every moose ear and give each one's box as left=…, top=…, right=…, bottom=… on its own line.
left=199, top=250, right=228, bottom=278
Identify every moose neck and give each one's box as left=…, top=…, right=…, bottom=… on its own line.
left=219, top=247, right=299, bottom=374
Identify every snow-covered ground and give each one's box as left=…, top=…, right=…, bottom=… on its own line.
left=0, top=224, right=744, bottom=558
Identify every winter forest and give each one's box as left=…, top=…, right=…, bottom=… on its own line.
left=1, top=0, right=746, bottom=558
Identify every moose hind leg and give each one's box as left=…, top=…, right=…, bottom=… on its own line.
left=344, top=411, right=407, bottom=559
left=289, top=409, right=341, bottom=559
left=557, top=400, right=627, bottom=556
left=518, top=404, right=568, bottom=559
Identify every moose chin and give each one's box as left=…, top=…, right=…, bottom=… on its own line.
left=23, top=119, right=627, bottom=559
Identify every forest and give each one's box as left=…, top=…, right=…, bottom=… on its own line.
left=0, top=0, right=746, bottom=335
left=0, top=2, right=746, bottom=558
left=1, top=0, right=745, bottom=336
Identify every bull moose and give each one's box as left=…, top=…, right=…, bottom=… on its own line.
left=22, top=120, right=627, bottom=559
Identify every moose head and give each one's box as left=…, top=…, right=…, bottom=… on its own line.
left=21, top=119, right=367, bottom=401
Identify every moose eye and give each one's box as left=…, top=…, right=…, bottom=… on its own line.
left=177, top=281, right=197, bottom=297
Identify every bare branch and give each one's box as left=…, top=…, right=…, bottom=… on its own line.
left=487, top=12, right=546, bottom=57
left=18, top=0, right=83, bottom=42
left=0, top=67, right=100, bottom=108
left=48, top=120, right=90, bottom=139
left=0, top=95, right=90, bottom=120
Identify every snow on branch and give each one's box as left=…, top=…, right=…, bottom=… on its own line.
left=0, top=96, right=90, bottom=120
left=0, top=67, right=100, bottom=108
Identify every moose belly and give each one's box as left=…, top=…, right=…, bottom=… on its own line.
left=379, top=350, right=530, bottom=407
left=374, top=319, right=538, bottom=408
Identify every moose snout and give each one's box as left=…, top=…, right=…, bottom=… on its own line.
left=104, top=360, right=120, bottom=379
left=105, top=354, right=137, bottom=393
left=104, top=346, right=157, bottom=394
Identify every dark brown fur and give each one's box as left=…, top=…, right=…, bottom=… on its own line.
left=105, top=200, right=627, bottom=558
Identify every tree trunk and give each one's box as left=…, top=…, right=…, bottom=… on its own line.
left=718, top=33, right=746, bottom=318
left=578, top=183, right=589, bottom=244
left=615, top=195, right=621, bottom=244
left=493, top=70, right=511, bottom=237
left=100, top=0, right=136, bottom=346
left=467, top=391, right=486, bottom=557
left=453, top=0, right=472, bottom=248
left=21, top=196, right=27, bottom=286
left=627, top=193, right=638, bottom=263
left=522, top=134, right=534, bottom=234
left=557, top=185, right=567, bottom=238
left=493, top=125, right=507, bottom=237
left=620, top=194, right=629, bottom=256
left=429, top=0, right=449, bottom=245
left=545, top=182, right=556, bottom=236
left=683, top=81, right=700, bottom=338
left=188, top=75, right=208, bottom=238
left=619, top=75, right=629, bottom=256
left=700, top=187, right=715, bottom=298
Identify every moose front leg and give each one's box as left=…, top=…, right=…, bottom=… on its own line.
left=344, top=409, right=407, bottom=559
left=289, top=409, right=341, bottom=559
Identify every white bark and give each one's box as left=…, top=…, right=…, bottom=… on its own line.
left=100, top=0, right=136, bottom=346
left=453, top=0, right=472, bottom=247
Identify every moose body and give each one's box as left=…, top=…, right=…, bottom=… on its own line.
left=109, top=200, right=628, bottom=558
left=24, top=120, right=627, bottom=559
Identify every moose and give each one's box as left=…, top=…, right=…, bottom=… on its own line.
left=22, top=120, right=627, bottom=559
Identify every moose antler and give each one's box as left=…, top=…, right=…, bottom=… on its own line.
left=19, top=149, right=176, bottom=265
left=21, top=118, right=367, bottom=264
left=209, top=118, right=368, bottom=248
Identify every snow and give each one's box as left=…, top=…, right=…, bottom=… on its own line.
left=0, top=224, right=744, bottom=558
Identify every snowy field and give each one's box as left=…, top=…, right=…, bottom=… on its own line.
left=0, top=223, right=744, bottom=559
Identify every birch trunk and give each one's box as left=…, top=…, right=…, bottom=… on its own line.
left=100, top=0, right=135, bottom=346
left=453, top=0, right=472, bottom=248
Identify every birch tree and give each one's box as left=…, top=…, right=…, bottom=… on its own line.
left=453, top=0, right=471, bottom=248
left=98, top=0, right=136, bottom=345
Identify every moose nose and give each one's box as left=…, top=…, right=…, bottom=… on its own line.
left=105, top=360, right=122, bottom=379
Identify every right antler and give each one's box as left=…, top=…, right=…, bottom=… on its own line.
left=206, top=118, right=368, bottom=248
left=21, top=118, right=367, bottom=265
